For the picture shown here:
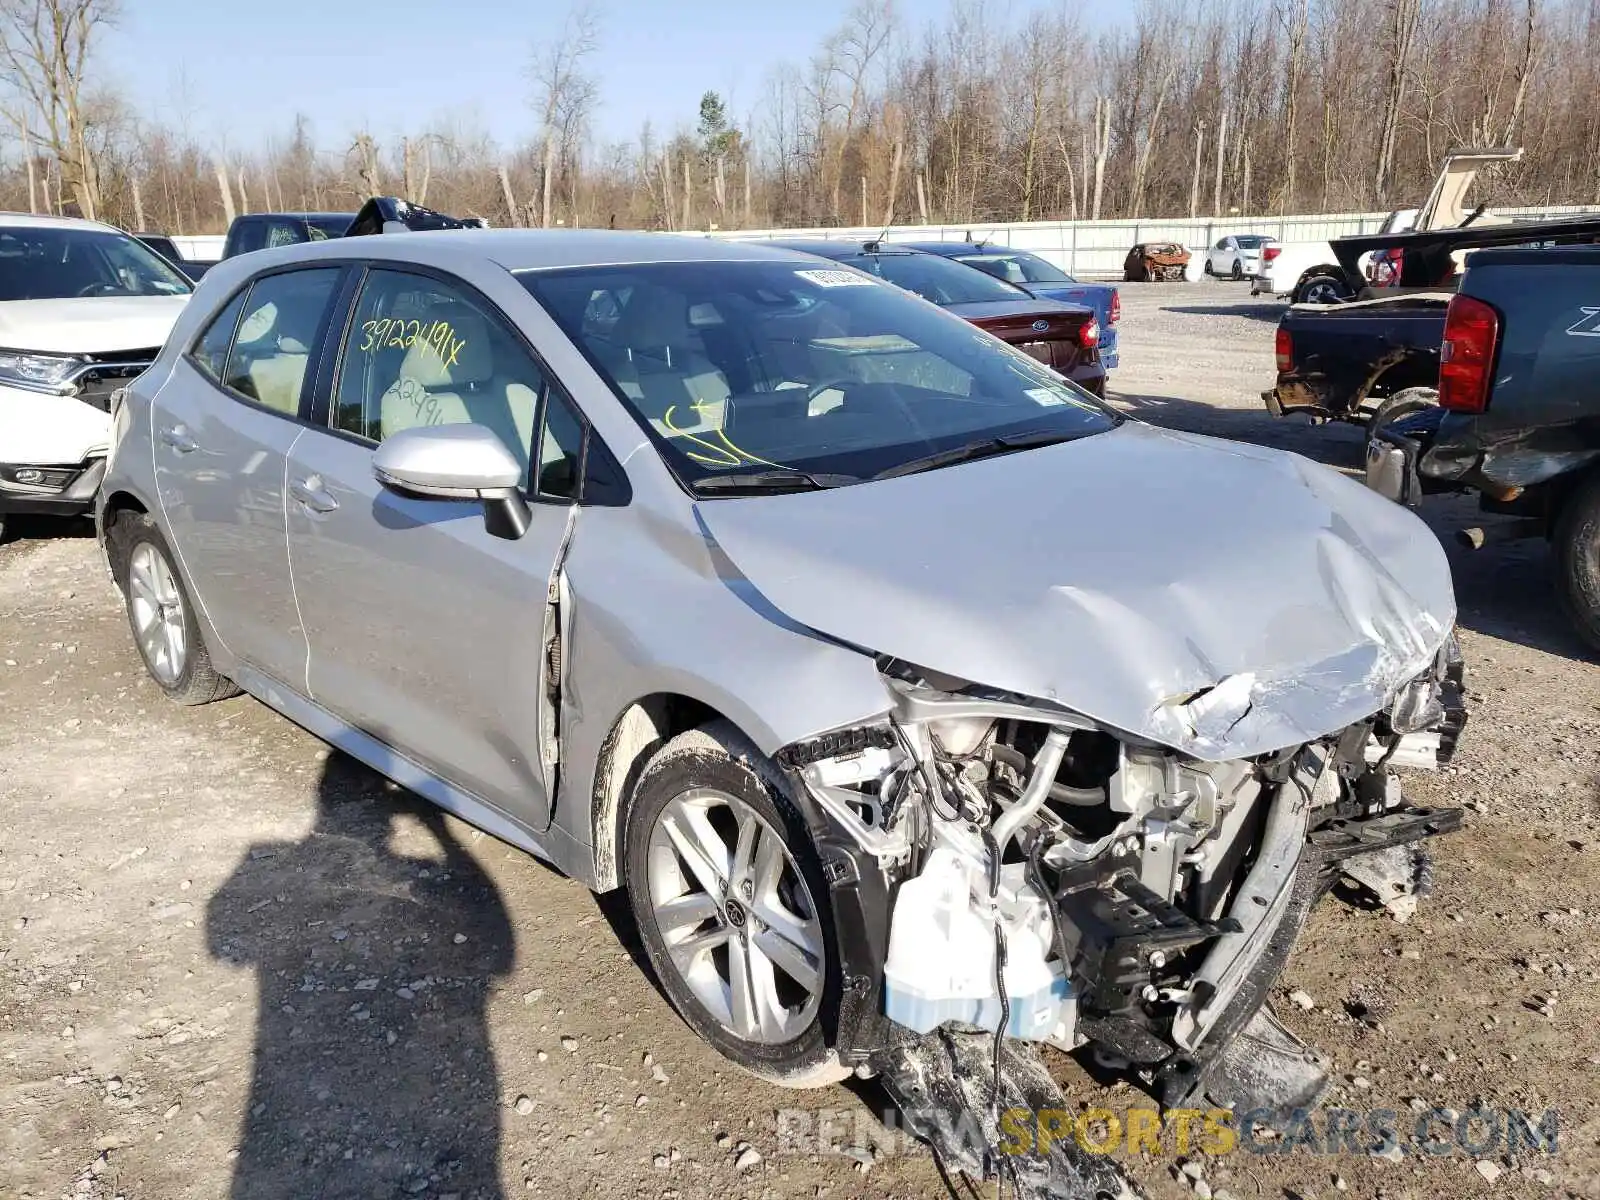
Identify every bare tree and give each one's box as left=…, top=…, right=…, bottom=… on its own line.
left=1375, top=0, right=1424, bottom=203
left=530, top=0, right=600, bottom=228
left=0, top=0, right=118, bottom=217
left=1090, top=96, right=1111, bottom=220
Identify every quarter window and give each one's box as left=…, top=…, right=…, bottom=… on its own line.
left=536, top=389, right=586, bottom=500
left=219, top=269, right=341, bottom=415
left=192, top=291, right=246, bottom=384
left=332, top=269, right=557, bottom=489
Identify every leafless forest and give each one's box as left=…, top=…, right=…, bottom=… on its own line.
left=0, top=0, right=1593, bottom=236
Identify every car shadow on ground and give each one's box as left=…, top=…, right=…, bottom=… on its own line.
left=206, top=752, right=515, bottom=1200
left=1162, top=302, right=1285, bottom=322
left=1437, top=522, right=1598, bottom=661
left=0, top=514, right=95, bottom=545
left=1106, top=388, right=1367, bottom=470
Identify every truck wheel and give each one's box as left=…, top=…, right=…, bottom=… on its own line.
left=1554, top=473, right=1600, bottom=654
left=1295, top=274, right=1350, bottom=304
left=623, top=722, right=849, bottom=1088
left=1367, top=387, right=1437, bottom=434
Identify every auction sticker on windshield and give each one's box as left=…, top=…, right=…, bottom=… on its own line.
left=1025, top=386, right=1071, bottom=407
left=795, top=269, right=876, bottom=288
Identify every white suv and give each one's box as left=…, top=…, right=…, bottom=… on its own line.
left=0, top=213, right=191, bottom=540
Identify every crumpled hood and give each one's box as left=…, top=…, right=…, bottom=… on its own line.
left=0, top=296, right=189, bottom=355
left=696, top=422, right=1457, bottom=760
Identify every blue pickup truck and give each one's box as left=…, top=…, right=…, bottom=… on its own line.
left=1367, top=241, right=1600, bottom=650
left=901, top=242, right=1121, bottom=369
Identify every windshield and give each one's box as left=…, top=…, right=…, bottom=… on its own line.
left=956, top=251, right=1075, bottom=286
left=521, top=260, right=1116, bottom=488
left=834, top=251, right=1028, bottom=306
left=0, top=226, right=191, bottom=301
left=1233, top=235, right=1271, bottom=248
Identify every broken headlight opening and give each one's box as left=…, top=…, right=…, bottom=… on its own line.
left=778, top=648, right=1464, bottom=1197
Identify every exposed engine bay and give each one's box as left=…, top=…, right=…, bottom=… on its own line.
left=778, top=642, right=1466, bottom=1196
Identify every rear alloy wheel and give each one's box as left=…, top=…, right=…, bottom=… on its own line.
left=624, top=723, right=848, bottom=1087
left=1203, top=259, right=1214, bottom=276
left=109, top=512, right=240, bottom=705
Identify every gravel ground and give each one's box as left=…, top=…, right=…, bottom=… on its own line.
left=1, top=278, right=1597, bottom=1200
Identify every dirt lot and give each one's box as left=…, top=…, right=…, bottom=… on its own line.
left=2, top=278, right=1597, bottom=1200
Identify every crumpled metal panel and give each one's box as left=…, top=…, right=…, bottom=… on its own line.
left=696, top=422, right=1456, bottom=761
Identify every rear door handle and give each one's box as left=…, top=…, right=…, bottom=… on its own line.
left=159, top=425, right=198, bottom=454
left=290, top=475, right=340, bottom=514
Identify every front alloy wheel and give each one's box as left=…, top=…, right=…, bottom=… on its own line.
left=647, top=787, right=825, bottom=1043
left=623, top=722, right=848, bottom=1087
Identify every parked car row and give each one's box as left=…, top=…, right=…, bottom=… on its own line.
left=0, top=198, right=491, bottom=542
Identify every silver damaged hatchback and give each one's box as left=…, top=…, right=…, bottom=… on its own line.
left=99, top=230, right=1465, bottom=1179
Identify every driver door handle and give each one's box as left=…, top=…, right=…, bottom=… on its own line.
left=290, top=475, right=339, bottom=514
left=159, top=425, right=198, bottom=454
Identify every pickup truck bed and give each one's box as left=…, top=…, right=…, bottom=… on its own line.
left=1265, top=294, right=1449, bottom=421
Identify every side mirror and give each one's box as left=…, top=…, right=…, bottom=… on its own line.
left=371, top=424, right=531, bottom=540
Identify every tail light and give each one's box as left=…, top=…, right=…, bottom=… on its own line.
left=1077, top=317, right=1100, bottom=349
left=1438, top=294, right=1500, bottom=414
left=1263, top=245, right=1282, bottom=264
left=1274, top=326, right=1293, bottom=373
left=1108, top=289, right=1121, bottom=325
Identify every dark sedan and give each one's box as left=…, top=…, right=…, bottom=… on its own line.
left=899, top=241, right=1120, bottom=369
left=767, top=240, right=1106, bottom=398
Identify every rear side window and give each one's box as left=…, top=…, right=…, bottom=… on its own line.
left=192, top=292, right=246, bottom=383
left=217, top=269, right=341, bottom=415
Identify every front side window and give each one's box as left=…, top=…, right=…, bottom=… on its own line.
left=521, top=260, right=1116, bottom=490
left=0, top=226, right=191, bottom=301
left=220, top=268, right=341, bottom=415
left=331, top=269, right=548, bottom=487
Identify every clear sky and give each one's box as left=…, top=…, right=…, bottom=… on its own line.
left=109, top=0, right=963, bottom=154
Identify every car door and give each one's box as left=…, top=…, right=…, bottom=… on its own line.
left=284, top=265, right=588, bottom=830
left=152, top=265, right=344, bottom=680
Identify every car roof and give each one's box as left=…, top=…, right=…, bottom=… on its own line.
left=235, top=211, right=355, bottom=222
left=0, top=212, right=127, bottom=234
left=764, top=238, right=920, bottom=259
left=899, top=242, right=1003, bottom=255
left=237, top=229, right=850, bottom=273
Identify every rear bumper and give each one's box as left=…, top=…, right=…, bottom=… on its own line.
left=1262, top=374, right=1339, bottom=420
left=0, top=456, right=105, bottom=517
left=1069, top=363, right=1107, bottom=399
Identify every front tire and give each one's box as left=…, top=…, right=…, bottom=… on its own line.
left=623, top=722, right=848, bottom=1088
left=1555, top=472, right=1600, bottom=654
left=108, top=512, right=240, bottom=705
left=1231, top=259, right=1243, bottom=280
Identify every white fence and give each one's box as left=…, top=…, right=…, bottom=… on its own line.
left=692, top=204, right=1600, bottom=279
